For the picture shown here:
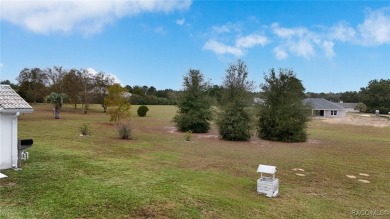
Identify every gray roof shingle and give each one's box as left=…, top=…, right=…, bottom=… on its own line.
left=0, top=85, right=33, bottom=112
left=303, top=98, right=344, bottom=110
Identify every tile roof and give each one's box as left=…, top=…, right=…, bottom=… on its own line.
left=0, top=85, right=33, bottom=112
left=303, top=98, right=344, bottom=110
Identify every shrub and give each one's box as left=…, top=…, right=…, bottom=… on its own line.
left=217, top=102, right=252, bottom=141
left=185, top=130, right=193, bottom=141
left=79, top=123, right=91, bottom=136
left=173, top=109, right=211, bottom=133
left=116, top=122, right=133, bottom=139
left=137, top=105, right=149, bottom=117
left=355, top=102, right=367, bottom=113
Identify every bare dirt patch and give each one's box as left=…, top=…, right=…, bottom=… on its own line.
left=321, top=114, right=390, bottom=127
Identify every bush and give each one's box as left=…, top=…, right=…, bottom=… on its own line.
left=217, top=103, right=252, bottom=141
left=355, top=102, right=367, bottom=113
left=116, top=122, right=133, bottom=139
left=79, top=123, right=91, bottom=136
left=258, top=103, right=309, bottom=142
left=173, top=109, right=211, bottom=133
left=137, top=105, right=149, bottom=117
left=185, top=130, right=193, bottom=141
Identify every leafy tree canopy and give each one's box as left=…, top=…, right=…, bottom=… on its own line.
left=258, top=68, right=310, bottom=142
left=173, top=69, right=213, bottom=133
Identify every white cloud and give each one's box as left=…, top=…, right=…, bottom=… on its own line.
left=0, top=63, right=3, bottom=68
left=203, top=33, right=268, bottom=57
left=86, top=67, right=121, bottom=84
left=321, top=41, right=336, bottom=58
left=176, top=18, right=185, bottom=26
left=211, top=22, right=241, bottom=34
left=203, top=40, right=244, bottom=57
left=328, top=22, right=356, bottom=42
left=154, top=26, right=165, bottom=34
left=235, top=34, right=268, bottom=48
left=273, top=47, right=288, bottom=60
left=357, top=7, right=390, bottom=45
left=271, top=23, right=318, bottom=59
left=0, top=0, right=192, bottom=35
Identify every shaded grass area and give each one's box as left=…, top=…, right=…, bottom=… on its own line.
left=1, top=104, right=389, bottom=218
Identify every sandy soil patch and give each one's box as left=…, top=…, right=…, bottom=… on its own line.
left=322, top=114, right=390, bottom=127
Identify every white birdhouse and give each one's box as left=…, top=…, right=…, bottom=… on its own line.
left=257, top=164, right=279, bottom=197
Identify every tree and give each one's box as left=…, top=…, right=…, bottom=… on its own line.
left=16, top=68, right=48, bottom=103
left=355, top=102, right=367, bottom=113
left=257, top=68, right=310, bottom=142
left=93, top=72, right=115, bottom=113
left=62, top=69, right=83, bottom=108
left=46, top=66, right=66, bottom=93
left=173, top=69, right=213, bottom=133
left=340, top=91, right=360, bottom=103
left=46, top=92, right=67, bottom=119
left=0, top=80, right=18, bottom=89
left=78, top=69, right=95, bottom=114
left=360, top=79, right=390, bottom=113
left=217, top=60, right=253, bottom=141
left=104, top=84, right=131, bottom=122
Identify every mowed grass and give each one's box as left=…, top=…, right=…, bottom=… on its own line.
left=1, top=104, right=389, bottom=218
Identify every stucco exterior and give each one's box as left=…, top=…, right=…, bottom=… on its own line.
left=304, top=98, right=346, bottom=118
left=0, top=85, right=33, bottom=170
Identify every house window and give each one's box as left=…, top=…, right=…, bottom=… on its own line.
left=331, top=110, right=337, bottom=115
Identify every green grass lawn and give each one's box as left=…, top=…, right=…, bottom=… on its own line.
left=1, top=104, right=389, bottom=218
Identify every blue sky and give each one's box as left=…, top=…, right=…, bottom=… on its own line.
left=1, top=0, right=389, bottom=92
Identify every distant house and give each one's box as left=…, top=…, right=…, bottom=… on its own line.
left=0, top=85, right=34, bottom=170
left=337, top=102, right=359, bottom=113
left=303, top=98, right=346, bottom=118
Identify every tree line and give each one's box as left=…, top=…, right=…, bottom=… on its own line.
left=0, top=67, right=177, bottom=114
left=0, top=66, right=389, bottom=114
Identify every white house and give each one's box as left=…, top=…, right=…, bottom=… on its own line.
left=0, top=85, right=33, bottom=170
left=303, top=98, right=346, bottom=118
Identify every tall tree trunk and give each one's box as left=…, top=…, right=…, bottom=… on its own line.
left=54, top=105, right=61, bottom=119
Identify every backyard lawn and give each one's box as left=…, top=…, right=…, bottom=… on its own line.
left=1, top=104, right=389, bottom=218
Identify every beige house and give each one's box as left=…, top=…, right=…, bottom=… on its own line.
left=0, top=85, right=33, bottom=170
left=304, top=98, right=346, bottom=118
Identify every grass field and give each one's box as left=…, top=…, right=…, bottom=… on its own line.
left=1, top=104, right=389, bottom=218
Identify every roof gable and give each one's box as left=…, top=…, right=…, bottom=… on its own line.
left=303, top=98, right=344, bottom=110
left=0, top=85, right=33, bottom=112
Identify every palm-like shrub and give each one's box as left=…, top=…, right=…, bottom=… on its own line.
left=46, top=92, right=67, bottom=119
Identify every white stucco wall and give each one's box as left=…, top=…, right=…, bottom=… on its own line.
left=0, top=113, right=18, bottom=170
left=324, top=110, right=346, bottom=118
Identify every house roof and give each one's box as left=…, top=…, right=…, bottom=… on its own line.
left=338, top=102, right=358, bottom=109
left=303, top=98, right=344, bottom=110
left=0, top=85, right=33, bottom=113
